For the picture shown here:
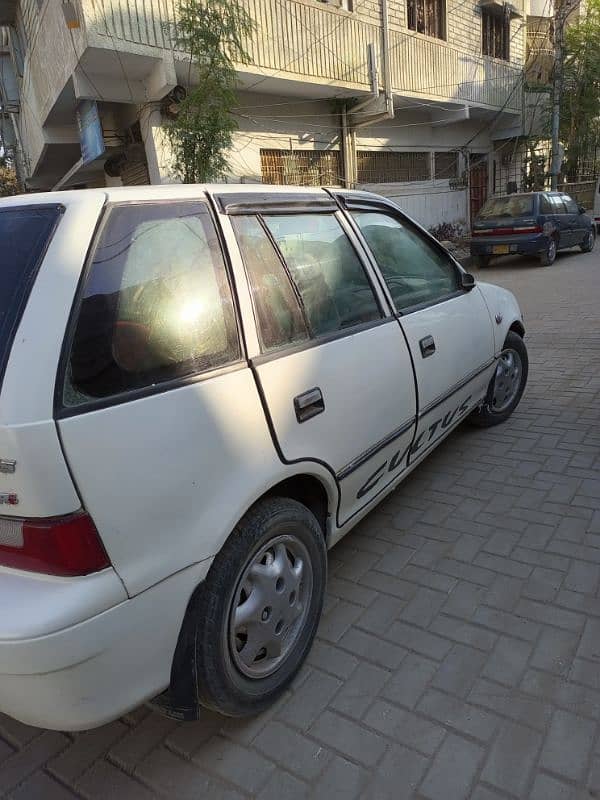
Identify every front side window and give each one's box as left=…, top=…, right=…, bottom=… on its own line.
left=562, top=195, right=579, bottom=214
left=482, top=8, right=510, bottom=60
left=408, top=0, right=445, bottom=39
left=64, top=202, right=240, bottom=405
left=261, top=213, right=382, bottom=338
left=352, top=211, right=459, bottom=311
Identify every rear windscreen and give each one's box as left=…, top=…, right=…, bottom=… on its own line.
left=478, top=195, right=534, bottom=219
left=0, top=205, right=63, bottom=385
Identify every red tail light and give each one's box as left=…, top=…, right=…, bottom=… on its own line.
left=0, top=511, right=110, bottom=576
left=472, top=226, right=542, bottom=236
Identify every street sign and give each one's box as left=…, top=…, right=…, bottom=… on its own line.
left=76, top=100, right=105, bottom=164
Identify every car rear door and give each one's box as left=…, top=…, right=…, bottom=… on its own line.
left=344, top=195, right=495, bottom=461
left=220, top=194, right=417, bottom=527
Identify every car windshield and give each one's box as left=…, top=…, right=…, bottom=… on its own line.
left=0, top=205, right=63, bottom=386
left=478, top=195, right=534, bottom=219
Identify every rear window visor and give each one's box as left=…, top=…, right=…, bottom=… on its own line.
left=0, top=204, right=64, bottom=387
left=477, top=196, right=534, bottom=219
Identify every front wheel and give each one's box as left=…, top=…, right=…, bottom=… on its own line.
left=469, top=331, right=528, bottom=427
left=540, top=237, right=557, bottom=266
left=191, top=497, right=327, bottom=717
left=580, top=229, right=595, bottom=253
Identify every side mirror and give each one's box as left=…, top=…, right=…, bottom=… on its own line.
left=461, top=272, right=476, bottom=291
left=578, top=205, right=586, bottom=215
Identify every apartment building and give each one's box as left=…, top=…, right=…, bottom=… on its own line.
left=0, top=0, right=529, bottom=228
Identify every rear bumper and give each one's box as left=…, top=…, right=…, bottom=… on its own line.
left=470, top=233, right=548, bottom=257
left=0, top=559, right=212, bottom=730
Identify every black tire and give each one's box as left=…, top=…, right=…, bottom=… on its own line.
left=540, top=236, right=557, bottom=266
left=580, top=228, right=595, bottom=253
left=191, top=497, right=327, bottom=717
left=474, top=255, right=491, bottom=268
left=469, top=331, right=528, bottom=427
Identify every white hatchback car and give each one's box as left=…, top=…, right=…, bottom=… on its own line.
left=0, top=185, right=527, bottom=730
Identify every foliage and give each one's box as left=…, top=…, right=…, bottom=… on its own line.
left=428, top=221, right=466, bottom=242
left=165, top=0, right=254, bottom=183
left=0, top=162, right=18, bottom=197
left=561, top=0, right=600, bottom=178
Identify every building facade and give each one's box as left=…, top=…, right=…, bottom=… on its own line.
left=0, top=0, right=530, bottom=228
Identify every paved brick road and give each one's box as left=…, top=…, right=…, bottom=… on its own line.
left=2, top=247, right=600, bottom=799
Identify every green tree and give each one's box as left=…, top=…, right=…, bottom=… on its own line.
left=166, top=0, right=253, bottom=182
left=561, top=0, right=600, bottom=178
left=0, top=156, right=18, bottom=196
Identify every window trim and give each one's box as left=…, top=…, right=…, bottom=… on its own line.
left=337, top=195, right=468, bottom=317
left=55, top=199, right=246, bottom=419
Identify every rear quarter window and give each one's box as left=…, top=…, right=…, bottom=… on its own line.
left=0, top=205, right=63, bottom=386
left=63, top=201, right=240, bottom=407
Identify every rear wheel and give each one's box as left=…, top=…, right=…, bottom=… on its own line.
left=580, top=229, right=595, bottom=253
left=540, top=236, right=557, bottom=266
left=469, top=331, right=528, bottom=427
left=190, top=497, right=327, bottom=717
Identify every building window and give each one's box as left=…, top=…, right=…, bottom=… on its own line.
left=357, top=151, right=431, bottom=183
left=434, top=151, right=459, bottom=180
left=260, top=149, right=341, bottom=186
left=407, top=0, right=445, bottom=39
left=482, top=8, right=510, bottom=60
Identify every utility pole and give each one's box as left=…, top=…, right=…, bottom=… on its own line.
left=550, top=0, right=579, bottom=190
left=550, top=1, right=564, bottom=190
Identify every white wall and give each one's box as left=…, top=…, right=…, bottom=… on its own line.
left=365, top=184, right=469, bottom=230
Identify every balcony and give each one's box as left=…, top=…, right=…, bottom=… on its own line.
left=84, top=0, right=521, bottom=109
left=388, top=28, right=523, bottom=112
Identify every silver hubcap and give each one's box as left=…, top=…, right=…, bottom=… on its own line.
left=548, top=240, right=556, bottom=260
left=491, top=348, right=522, bottom=413
left=228, top=535, right=313, bottom=679
left=587, top=232, right=595, bottom=250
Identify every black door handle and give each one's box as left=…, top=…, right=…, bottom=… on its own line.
left=420, top=335, right=436, bottom=358
left=294, top=387, right=325, bottom=423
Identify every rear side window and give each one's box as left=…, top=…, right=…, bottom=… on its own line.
left=540, top=195, right=553, bottom=214
left=261, top=213, right=382, bottom=338
left=63, top=202, right=240, bottom=406
left=550, top=196, right=567, bottom=214
left=232, top=216, right=309, bottom=351
left=0, top=205, right=63, bottom=386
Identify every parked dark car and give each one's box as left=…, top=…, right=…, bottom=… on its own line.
left=470, top=191, right=596, bottom=267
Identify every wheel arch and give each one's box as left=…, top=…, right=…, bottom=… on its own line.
left=150, top=470, right=336, bottom=721
left=509, top=319, right=525, bottom=338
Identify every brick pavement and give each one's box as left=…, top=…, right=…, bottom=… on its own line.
left=2, top=247, right=600, bottom=799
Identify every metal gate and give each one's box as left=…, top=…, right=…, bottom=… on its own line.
left=470, top=156, right=488, bottom=221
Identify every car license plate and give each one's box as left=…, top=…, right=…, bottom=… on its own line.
left=492, top=245, right=510, bottom=254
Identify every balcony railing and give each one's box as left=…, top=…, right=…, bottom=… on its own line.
left=87, top=0, right=522, bottom=109
left=388, top=28, right=523, bottom=111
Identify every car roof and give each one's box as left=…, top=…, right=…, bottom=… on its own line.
left=0, top=184, right=365, bottom=209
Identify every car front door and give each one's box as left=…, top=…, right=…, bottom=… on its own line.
left=346, top=199, right=495, bottom=464
left=549, top=194, right=572, bottom=246
left=225, top=202, right=417, bottom=526
left=562, top=194, right=586, bottom=245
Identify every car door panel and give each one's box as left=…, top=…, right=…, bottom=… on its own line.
left=398, top=289, right=495, bottom=451
left=254, top=320, right=417, bottom=525
left=346, top=202, right=496, bottom=451
left=228, top=207, right=418, bottom=527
